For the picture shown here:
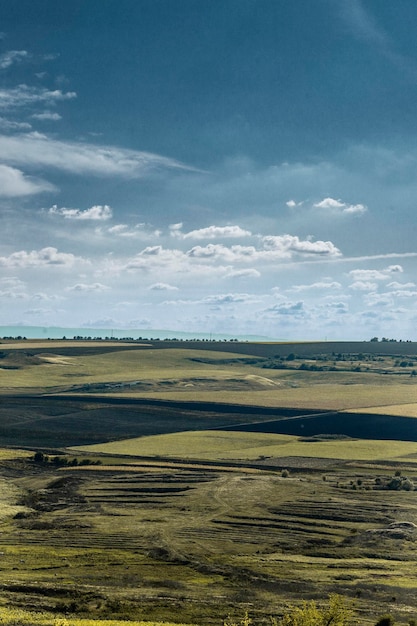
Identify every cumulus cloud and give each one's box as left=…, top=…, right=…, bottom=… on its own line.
left=265, top=301, right=305, bottom=316
left=0, top=132, right=196, bottom=177
left=0, top=50, right=29, bottom=69
left=122, top=234, right=342, bottom=277
left=187, top=244, right=257, bottom=262
left=0, top=163, right=54, bottom=196
left=171, top=224, right=252, bottom=239
left=313, top=197, right=367, bottom=214
left=349, top=281, right=378, bottom=291
left=262, top=235, right=341, bottom=257
left=0, top=247, right=79, bottom=268
left=49, top=204, right=112, bottom=220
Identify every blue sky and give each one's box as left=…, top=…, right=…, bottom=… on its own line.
left=1, top=0, right=417, bottom=339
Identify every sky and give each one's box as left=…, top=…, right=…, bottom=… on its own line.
left=1, top=0, right=417, bottom=340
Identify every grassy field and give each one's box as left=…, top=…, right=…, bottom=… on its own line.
left=1, top=340, right=417, bottom=624
left=0, top=449, right=417, bottom=625
left=74, top=429, right=417, bottom=464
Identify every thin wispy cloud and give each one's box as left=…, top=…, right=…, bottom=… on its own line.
left=339, top=0, right=417, bottom=76
left=31, top=111, right=62, bottom=121
left=0, top=133, right=197, bottom=177
left=0, top=86, right=76, bottom=109
left=340, top=0, right=389, bottom=47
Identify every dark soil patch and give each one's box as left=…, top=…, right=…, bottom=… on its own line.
left=222, top=412, right=417, bottom=442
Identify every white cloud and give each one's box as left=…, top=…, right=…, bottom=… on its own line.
left=0, top=50, right=29, bottom=69
left=0, top=290, right=28, bottom=300
left=0, top=247, right=79, bottom=268
left=225, top=268, right=260, bottom=279
left=0, top=163, right=54, bottom=196
left=105, top=223, right=161, bottom=239
left=264, top=301, right=305, bottom=317
left=313, top=197, right=367, bottom=214
left=390, top=290, right=417, bottom=298
left=149, top=282, right=178, bottom=291
left=387, top=281, right=416, bottom=289
left=262, top=235, right=342, bottom=257
left=0, top=132, right=196, bottom=177
left=202, top=293, right=254, bottom=305
left=0, top=86, right=76, bottom=109
left=292, top=281, right=342, bottom=292
left=0, top=117, right=32, bottom=131
left=31, top=111, right=62, bottom=121
left=49, top=204, right=112, bottom=220
left=173, top=224, right=252, bottom=240
left=108, top=224, right=128, bottom=234
left=349, top=281, right=378, bottom=291
left=364, top=292, right=394, bottom=307
left=66, top=283, right=109, bottom=293
left=187, top=244, right=257, bottom=261
left=349, top=265, right=403, bottom=282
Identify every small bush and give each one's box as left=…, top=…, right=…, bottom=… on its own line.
left=272, top=594, right=354, bottom=626
left=375, top=615, right=394, bottom=626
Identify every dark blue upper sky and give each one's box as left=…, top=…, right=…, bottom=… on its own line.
left=4, top=0, right=417, bottom=166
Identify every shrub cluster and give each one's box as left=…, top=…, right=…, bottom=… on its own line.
left=32, top=451, right=102, bottom=467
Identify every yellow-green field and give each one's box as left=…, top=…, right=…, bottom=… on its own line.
left=1, top=341, right=417, bottom=416
left=74, top=429, right=417, bottom=464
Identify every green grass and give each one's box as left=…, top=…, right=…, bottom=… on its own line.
left=74, top=429, right=417, bottom=463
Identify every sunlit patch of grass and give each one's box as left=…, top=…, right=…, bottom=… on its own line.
left=0, top=448, right=31, bottom=460
left=73, top=431, right=294, bottom=459
left=74, top=429, right=417, bottom=463
left=347, top=403, right=417, bottom=417
left=116, top=380, right=417, bottom=411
